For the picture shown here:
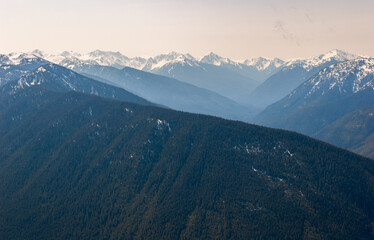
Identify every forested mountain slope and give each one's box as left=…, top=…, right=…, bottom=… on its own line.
left=1, top=86, right=374, bottom=239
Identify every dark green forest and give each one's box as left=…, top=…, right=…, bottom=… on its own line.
left=1, top=87, right=374, bottom=239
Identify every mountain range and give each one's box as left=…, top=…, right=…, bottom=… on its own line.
left=0, top=63, right=154, bottom=107
left=31, top=49, right=363, bottom=109
left=0, top=52, right=256, bottom=121
left=62, top=62, right=256, bottom=121
left=249, top=49, right=360, bottom=108
left=0, top=52, right=50, bottom=86
left=31, top=50, right=284, bottom=106
left=32, top=49, right=283, bottom=82
left=1, top=47, right=374, bottom=239
left=3, top=49, right=374, bottom=159
left=255, top=57, right=374, bottom=158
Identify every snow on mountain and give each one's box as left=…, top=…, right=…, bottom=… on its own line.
left=304, top=57, right=374, bottom=98
left=23, top=49, right=361, bottom=75
left=141, top=52, right=264, bottom=105
left=9, top=63, right=93, bottom=93
left=242, top=57, right=284, bottom=71
left=142, top=52, right=200, bottom=71
left=198, top=53, right=285, bottom=84
left=32, top=50, right=147, bottom=70
left=2, top=63, right=154, bottom=106
left=30, top=49, right=71, bottom=65
left=28, top=50, right=285, bottom=77
left=84, top=50, right=147, bottom=69
left=200, top=52, right=284, bottom=73
left=200, top=52, right=240, bottom=67
left=0, top=52, right=51, bottom=86
left=248, top=49, right=362, bottom=108
left=127, top=57, right=148, bottom=70
left=48, top=50, right=198, bottom=72
left=285, top=49, right=358, bottom=71
left=254, top=57, right=374, bottom=158
left=255, top=57, right=374, bottom=124
left=0, top=52, right=45, bottom=66
left=15, top=48, right=366, bottom=93
left=13, top=66, right=53, bottom=90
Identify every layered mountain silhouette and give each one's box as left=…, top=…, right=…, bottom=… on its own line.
left=57, top=62, right=257, bottom=121
left=1, top=52, right=256, bottom=121
left=142, top=52, right=260, bottom=105
left=33, top=49, right=283, bottom=82
left=255, top=58, right=374, bottom=158
left=0, top=53, right=50, bottom=86
left=32, top=50, right=284, bottom=106
left=249, top=49, right=359, bottom=108
left=0, top=63, right=154, bottom=106
left=5, top=49, right=374, bottom=160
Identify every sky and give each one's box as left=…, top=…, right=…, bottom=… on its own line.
left=0, top=0, right=373, bottom=60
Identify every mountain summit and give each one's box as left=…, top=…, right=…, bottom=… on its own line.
left=249, top=49, right=361, bottom=108
left=200, top=52, right=239, bottom=66
left=254, top=57, right=374, bottom=158
left=285, top=49, right=358, bottom=71
left=142, top=52, right=199, bottom=72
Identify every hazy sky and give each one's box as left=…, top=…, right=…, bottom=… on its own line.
left=1, top=0, right=373, bottom=60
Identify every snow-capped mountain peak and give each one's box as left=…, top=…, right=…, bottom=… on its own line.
left=286, top=49, right=359, bottom=71
left=60, top=51, right=80, bottom=58
left=31, top=50, right=148, bottom=70
left=88, top=50, right=125, bottom=58
left=84, top=50, right=130, bottom=66
left=30, top=49, right=46, bottom=57
left=200, top=52, right=237, bottom=66
left=242, top=57, right=285, bottom=71
left=6, top=52, right=41, bottom=65
left=143, top=52, right=199, bottom=71
left=299, top=57, right=374, bottom=99
left=320, top=49, right=357, bottom=61
left=154, top=51, right=196, bottom=62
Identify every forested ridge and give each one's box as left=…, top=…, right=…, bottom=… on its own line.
left=0, top=87, right=374, bottom=239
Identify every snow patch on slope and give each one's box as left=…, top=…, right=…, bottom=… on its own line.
left=305, top=58, right=374, bottom=97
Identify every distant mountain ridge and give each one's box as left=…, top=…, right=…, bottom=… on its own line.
left=3, top=49, right=370, bottom=125
left=23, top=49, right=366, bottom=81
left=1, top=49, right=374, bottom=238
left=30, top=49, right=284, bottom=80
left=248, top=49, right=361, bottom=108
left=30, top=49, right=148, bottom=70
left=31, top=50, right=282, bottom=105
left=64, top=63, right=257, bottom=121
left=284, top=49, right=358, bottom=71
left=0, top=52, right=256, bottom=121
left=200, top=52, right=284, bottom=80
left=0, top=63, right=154, bottom=107
left=0, top=52, right=50, bottom=86
left=30, top=49, right=365, bottom=108
left=254, top=57, right=374, bottom=158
